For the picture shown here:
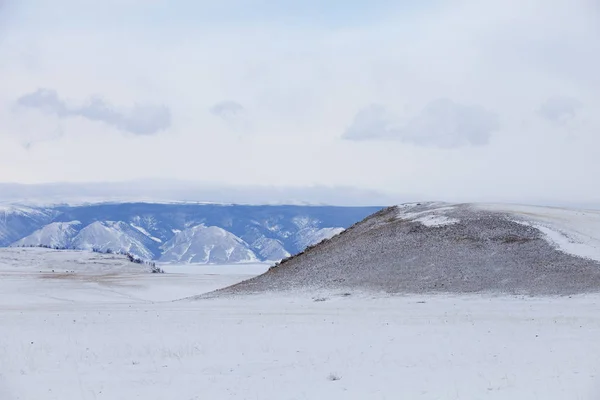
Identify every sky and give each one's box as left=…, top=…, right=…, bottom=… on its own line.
left=1, top=0, right=599, bottom=205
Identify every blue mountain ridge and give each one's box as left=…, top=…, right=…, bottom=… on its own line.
left=1, top=203, right=382, bottom=262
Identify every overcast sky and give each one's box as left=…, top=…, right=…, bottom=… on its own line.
left=1, top=0, right=599, bottom=204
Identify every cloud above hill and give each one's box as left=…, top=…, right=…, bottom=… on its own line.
left=343, top=99, right=499, bottom=148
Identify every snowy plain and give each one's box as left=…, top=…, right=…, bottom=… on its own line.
left=2, top=248, right=600, bottom=399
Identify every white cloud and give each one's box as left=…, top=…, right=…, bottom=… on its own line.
left=538, top=96, right=582, bottom=124
left=210, top=100, right=244, bottom=121
left=341, top=104, right=390, bottom=141
left=343, top=99, right=499, bottom=148
left=15, top=89, right=171, bottom=136
left=400, top=99, right=499, bottom=148
left=8, top=109, right=64, bottom=149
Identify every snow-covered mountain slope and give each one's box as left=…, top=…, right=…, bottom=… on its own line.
left=12, top=221, right=81, bottom=249
left=288, top=215, right=345, bottom=249
left=2, top=203, right=381, bottom=263
left=71, top=221, right=156, bottom=260
left=11, top=220, right=158, bottom=260
left=0, top=205, right=57, bottom=247
left=294, top=226, right=345, bottom=249
left=160, top=225, right=258, bottom=264
left=218, top=202, right=600, bottom=295
left=249, top=237, right=290, bottom=261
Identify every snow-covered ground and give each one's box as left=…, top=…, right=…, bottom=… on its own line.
left=2, top=248, right=600, bottom=399
left=0, top=248, right=269, bottom=305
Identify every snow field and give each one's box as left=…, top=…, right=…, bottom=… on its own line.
left=2, top=248, right=600, bottom=399
left=2, top=290, right=600, bottom=397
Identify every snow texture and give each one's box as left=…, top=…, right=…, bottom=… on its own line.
left=1, top=247, right=600, bottom=399
left=160, top=225, right=258, bottom=264
left=294, top=226, right=345, bottom=249
left=71, top=221, right=156, bottom=260
left=0, top=205, right=57, bottom=246
left=0, top=247, right=154, bottom=276
left=249, top=236, right=291, bottom=261
left=12, top=221, right=81, bottom=248
left=397, top=203, right=460, bottom=227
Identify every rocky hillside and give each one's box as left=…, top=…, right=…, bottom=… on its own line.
left=216, top=202, right=600, bottom=295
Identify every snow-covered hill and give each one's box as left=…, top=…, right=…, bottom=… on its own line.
left=249, top=237, right=290, bottom=261
left=71, top=221, right=157, bottom=260
left=160, top=225, right=258, bottom=264
left=2, top=203, right=380, bottom=263
left=0, top=247, right=155, bottom=274
left=0, top=205, right=57, bottom=247
left=12, top=221, right=81, bottom=249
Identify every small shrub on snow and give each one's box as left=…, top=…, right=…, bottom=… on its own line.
left=327, top=373, right=341, bottom=381
left=150, top=264, right=165, bottom=274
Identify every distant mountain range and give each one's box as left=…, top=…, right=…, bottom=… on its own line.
left=0, top=203, right=381, bottom=263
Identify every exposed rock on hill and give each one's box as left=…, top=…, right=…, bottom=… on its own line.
left=217, top=203, right=600, bottom=296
